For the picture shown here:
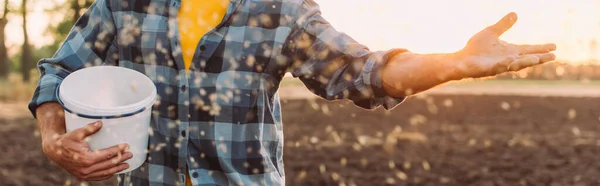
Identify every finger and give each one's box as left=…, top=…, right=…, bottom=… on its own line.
left=517, top=43, right=557, bottom=54
left=508, top=55, right=540, bottom=71
left=485, top=12, right=518, bottom=36
left=85, top=152, right=133, bottom=173
left=491, top=56, right=516, bottom=75
left=85, top=143, right=129, bottom=163
left=538, top=53, right=556, bottom=64
left=84, top=163, right=130, bottom=179
left=68, top=121, right=103, bottom=141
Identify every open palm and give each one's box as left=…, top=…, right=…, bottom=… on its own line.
left=456, top=12, right=556, bottom=78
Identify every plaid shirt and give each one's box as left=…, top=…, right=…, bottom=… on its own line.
left=29, top=0, right=407, bottom=185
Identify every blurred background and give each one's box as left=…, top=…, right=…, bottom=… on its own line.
left=1, top=0, right=600, bottom=185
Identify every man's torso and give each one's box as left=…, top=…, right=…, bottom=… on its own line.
left=107, top=0, right=303, bottom=185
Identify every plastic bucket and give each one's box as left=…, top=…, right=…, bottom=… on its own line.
left=57, top=66, right=156, bottom=174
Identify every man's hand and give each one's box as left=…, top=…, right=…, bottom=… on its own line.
left=454, top=12, right=556, bottom=78
left=36, top=103, right=132, bottom=181
left=382, top=12, right=556, bottom=97
left=42, top=121, right=133, bottom=181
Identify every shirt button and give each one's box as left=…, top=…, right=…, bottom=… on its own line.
left=192, top=172, right=199, bottom=178
left=181, top=85, right=187, bottom=92
left=199, top=45, right=206, bottom=51
left=181, top=130, right=186, bottom=137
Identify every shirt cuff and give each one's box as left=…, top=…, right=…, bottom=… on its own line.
left=360, top=48, right=409, bottom=110
left=28, top=74, right=63, bottom=119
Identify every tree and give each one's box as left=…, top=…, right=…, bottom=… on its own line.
left=21, top=0, right=32, bottom=82
left=0, top=0, right=9, bottom=79
left=70, top=0, right=93, bottom=24
left=45, top=0, right=94, bottom=54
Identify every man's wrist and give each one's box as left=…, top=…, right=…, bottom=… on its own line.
left=36, top=102, right=67, bottom=144
left=41, top=131, right=62, bottom=142
left=440, top=52, right=467, bottom=82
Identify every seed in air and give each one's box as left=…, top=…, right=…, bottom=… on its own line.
left=388, top=160, right=395, bottom=169
left=131, top=81, right=138, bottom=92
left=409, top=114, right=427, bottom=126
left=556, top=66, right=565, bottom=76
left=297, top=170, right=307, bottom=180
left=340, top=157, right=347, bottom=166
left=568, top=109, right=577, bottom=120
left=440, top=177, right=451, bottom=184
left=443, top=99, right=453, bottom=107
left=427, top=104, right=438, bottom=114
left=325, top=125, right=333, bottom=132
left=415, top=93, right=428, bottom=100
left=309, top=100, right=320, bottom=110
left=331, top=172, right=340, bottom=181
left=403, top=162, right=411, bottom=170
left=352, top=143, right=362, bottom=151
left=396, top=171, right=408, bottom=180
left=425, top=97, right=434, bottom=104
left=405, top=89, right=413, bottom=96
left=484, top=140, right=492, bottom=147
left=321, top=105, right=331, bottom=115
left=468, top=139, right=477, bottom=146
left=147, top=128, right=154, bottom=136
left=361, top=158, right=368, bottom=167
left=500, top=102, right=510, bottom=110
left=385, top=177, right=396, bottom=185
left=319, top=164, right=326, bottom=174
left=310, top=137, right=319, bottom=144
left=572, top=127, right=581, bottom=136
left=422, top=161, right=431, bottom=171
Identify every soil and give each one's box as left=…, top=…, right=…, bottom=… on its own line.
left=1, top=95, right=600, bottom=186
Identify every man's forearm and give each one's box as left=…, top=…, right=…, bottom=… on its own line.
left=36, top=102, right=67, bottom=142
left=382, top=52, right=463, bottom=97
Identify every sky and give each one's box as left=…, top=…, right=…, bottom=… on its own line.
left=5, top=0, right=600, bottom=63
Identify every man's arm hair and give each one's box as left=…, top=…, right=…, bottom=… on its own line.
left=36, top=102, right=66, bottom=144
left=381, top=53, right=462, bottom=97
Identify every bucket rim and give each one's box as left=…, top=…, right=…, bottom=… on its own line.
left=57, top=66, right=157, bottom=119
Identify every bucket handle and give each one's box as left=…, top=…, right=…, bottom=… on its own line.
left=56, top=88, right=147, bottom=120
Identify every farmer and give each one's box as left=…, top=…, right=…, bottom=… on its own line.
left=30, top=0, right=556, bottom=185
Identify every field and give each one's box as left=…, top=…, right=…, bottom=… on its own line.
left=1, top=83, right=600, bottom=186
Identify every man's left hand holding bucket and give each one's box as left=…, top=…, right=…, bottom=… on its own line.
left=36, top=102, right=132, bottom=181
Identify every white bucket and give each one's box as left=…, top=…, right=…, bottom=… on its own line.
left=58, top=66, right=156, bottom=174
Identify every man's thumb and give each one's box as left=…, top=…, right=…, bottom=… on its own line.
left=74, top=121, right=103, bottom=141
left=486, top=12, right=518, bottom=36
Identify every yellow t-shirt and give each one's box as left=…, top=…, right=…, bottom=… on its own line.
left=178, top=0, right=229, bottom=71
left=178, top=1, right=228, bottom=185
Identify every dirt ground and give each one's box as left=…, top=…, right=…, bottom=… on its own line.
left=1, top=94, right=600, bottom=186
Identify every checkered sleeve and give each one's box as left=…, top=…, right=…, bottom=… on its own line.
left=283, top=0, right=408, bottom=110
left=28, top=0, right=117, bottom=118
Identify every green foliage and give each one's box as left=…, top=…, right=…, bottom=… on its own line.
left=10, top=44, right=55, bottom=73
left=42, top=0, right=95, bottom=60
left=45, top=18, right=74, bottom=54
